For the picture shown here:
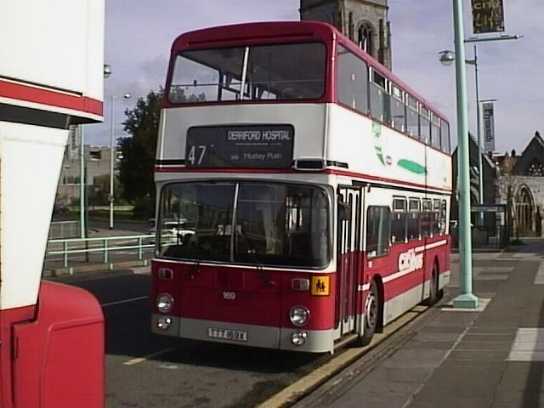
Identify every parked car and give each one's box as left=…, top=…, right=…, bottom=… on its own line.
left=149, top=219, right=195, bottom=245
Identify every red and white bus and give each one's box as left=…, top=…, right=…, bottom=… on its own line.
left=151, top=21, right=451, bottom=353
left=0, top=1, right=105, bottom=406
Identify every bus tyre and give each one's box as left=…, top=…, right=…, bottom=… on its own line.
left=358, top=280, right=379, bottom=346
left=426, top=265, right=440, bottom=306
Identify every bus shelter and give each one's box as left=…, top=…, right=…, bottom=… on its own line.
left=452, top=204, right=509, bottom=250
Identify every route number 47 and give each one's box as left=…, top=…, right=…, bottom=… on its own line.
left=187, top=145, right=207, bottom=166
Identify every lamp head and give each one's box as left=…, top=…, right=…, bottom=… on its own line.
left=103, top=64, right=112, bottom=79
left=439, top=50, right=455, bottom=66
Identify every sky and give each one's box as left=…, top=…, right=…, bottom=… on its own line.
left=86, top=0, right=544, bottom=156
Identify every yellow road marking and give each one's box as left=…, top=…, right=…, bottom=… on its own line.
left=123, top=347, right=177, bottom=366
left=101, top=296, right=148, bottom=308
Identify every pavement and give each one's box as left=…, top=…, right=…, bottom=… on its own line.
left=295, top=238, right=544, bottom=408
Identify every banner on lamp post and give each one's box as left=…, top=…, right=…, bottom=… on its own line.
left=471, top=0, right=505, bottom=34
left=482, top=102, right=496, bottom=153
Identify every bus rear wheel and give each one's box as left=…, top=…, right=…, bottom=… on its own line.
left=426, top=264, right=441, bottom=306
left=357, top=280, right=379, bottom=346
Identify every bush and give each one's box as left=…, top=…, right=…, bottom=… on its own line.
left=132, top=197, right=155, bottom=218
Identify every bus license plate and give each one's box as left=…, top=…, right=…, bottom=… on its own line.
left=208, top=327, right=248, bottom=342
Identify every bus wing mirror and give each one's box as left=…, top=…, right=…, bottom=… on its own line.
left=338, top=202, right=352, bottom=221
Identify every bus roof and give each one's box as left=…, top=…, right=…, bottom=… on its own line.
left=171, top=21, right=335, bottom=50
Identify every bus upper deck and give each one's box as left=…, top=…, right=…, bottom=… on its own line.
left=156, top=21, right=451, bottom=193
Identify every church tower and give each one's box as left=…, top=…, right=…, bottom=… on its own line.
left=300, top=0, right=392, bottom=70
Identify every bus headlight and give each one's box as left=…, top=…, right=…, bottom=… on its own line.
left=157, top=293, right=174, bottom=313
left=289, top=306, right=310, bottom=327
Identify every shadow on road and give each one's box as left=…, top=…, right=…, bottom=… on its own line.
left=522, top=299, right=544, bottom=407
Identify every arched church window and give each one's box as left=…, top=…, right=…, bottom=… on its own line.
left=528, top=160, right=544, bottom=176
left=358, top=24, right=374, bottom=55
left=516, top=186, right=535, bottom=236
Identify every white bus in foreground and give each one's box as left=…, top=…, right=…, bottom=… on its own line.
left=0, top=1, right=105, bottom=406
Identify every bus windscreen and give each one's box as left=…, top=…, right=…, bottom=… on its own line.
left=158, top=182, right=330, bottom=268
left=168, top=43, right=326, bottom=104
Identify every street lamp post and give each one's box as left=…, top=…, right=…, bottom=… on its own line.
left=79, top=64, right=113, bottom=237
left=451, top=0, right=478, bottom=309
left=79, top=126, right=86, bottom=238
left=472, top=46, right=484, bottom=222
left=109, top=93, right=131, bottom=230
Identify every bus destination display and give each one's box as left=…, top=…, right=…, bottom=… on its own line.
left=186, top=125, right=294, bottom=168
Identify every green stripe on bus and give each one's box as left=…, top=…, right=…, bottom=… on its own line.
left=397, top=159, right=427, bottom=175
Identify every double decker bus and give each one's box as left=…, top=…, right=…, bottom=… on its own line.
left=0, top=1, right=105, bottom=406
left=151, top=21, right=451, bottom=353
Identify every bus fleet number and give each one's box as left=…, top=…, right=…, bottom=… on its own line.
left=187, top=145, right=207, bottom=166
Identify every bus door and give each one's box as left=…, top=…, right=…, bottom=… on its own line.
left=336, top=186, right=363, bottom=336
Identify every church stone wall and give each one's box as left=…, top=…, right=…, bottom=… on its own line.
left=300, top=0, right=339, bottom=26
left=300, top=0, right=392, bottom=69
left=343, top=0, right=390, bottom=67
left=497, top=175, right=544, bottom=237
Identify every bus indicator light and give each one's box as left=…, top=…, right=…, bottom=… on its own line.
left=311, top=276, right=330, bottom=296
left=158, top=268, right=174, bottom=280
left=291, top=278, right=310, bottom=291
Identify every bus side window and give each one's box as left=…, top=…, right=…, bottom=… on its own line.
left=440, top=200, right=448, bottom=234
left=336, top=45, right=369, bottom=113
left=406, top=95, right=419, bottom=139
left=421, top=199, right=432, bottom=237
left=433, top=199, right=441, bottom=235
left=441, top=120, right=451, bottom=153
left=420, top=106, right=431, bottom=145
left=370, top=70, right=389, bottom=123
left=431, top=114, right=441, bottom=150
left=366, top=205, right=391, bottom=257
left=391, top=197, right=407, bottom=244
left=408, top=198, right=420, bottom=240
left=391, top=85, right=406, bottom=132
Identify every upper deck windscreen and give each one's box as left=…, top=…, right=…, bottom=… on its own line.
left=168, top=42, right=326, bottom=104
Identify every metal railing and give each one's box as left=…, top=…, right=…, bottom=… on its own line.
left=46, top=234, right=155, bottom=269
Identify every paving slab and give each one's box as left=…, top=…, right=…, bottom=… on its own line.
left=409, top=397, right=492, bottom=408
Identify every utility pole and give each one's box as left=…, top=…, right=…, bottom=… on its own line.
left=109, top=92, right=131, bottom=230
left=452, top=0, right=479, bottom=309
left=79, top=126, right=86, bottom=238
left=109, top=95, right=115, bottom=229
left=473, top=45, right=484, bottom=225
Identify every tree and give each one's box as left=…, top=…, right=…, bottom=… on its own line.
left=88, top=174, right=123, bottom=208
left=119, top=88, right=206, bottom=217
left=119, top=91, right=162, bottom=216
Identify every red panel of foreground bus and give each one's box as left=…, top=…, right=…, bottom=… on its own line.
left=6, top=281, right=104, bottom=408
left=152, top=261, right=336, bottom=329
